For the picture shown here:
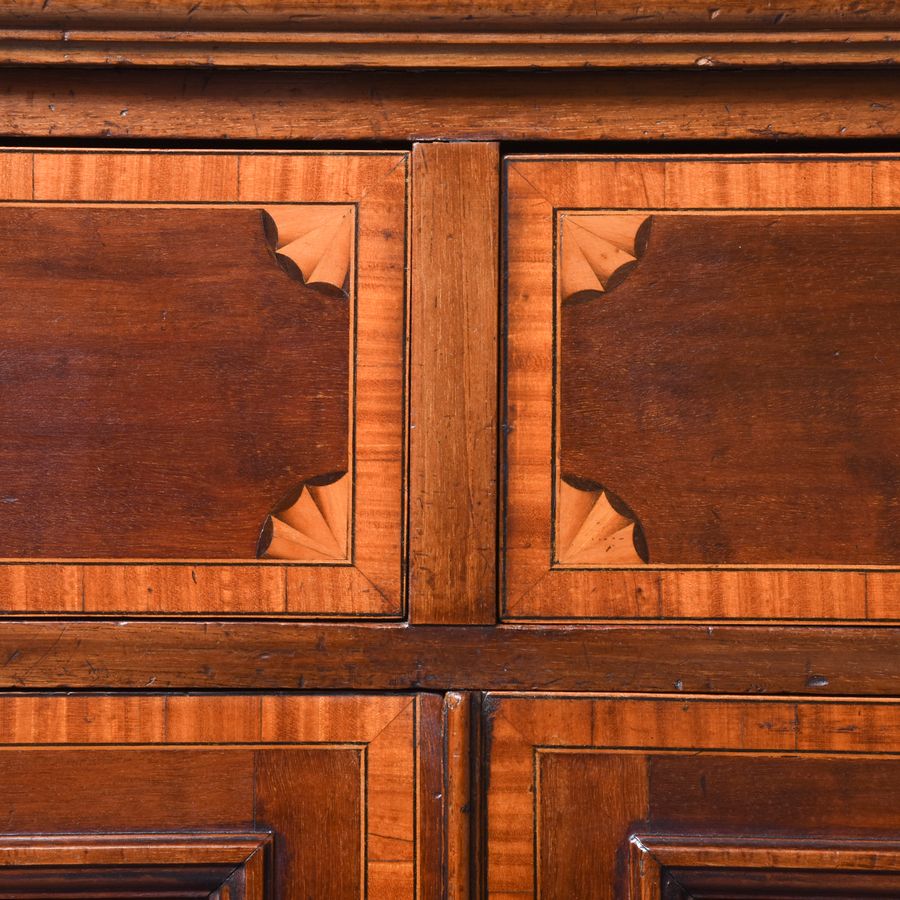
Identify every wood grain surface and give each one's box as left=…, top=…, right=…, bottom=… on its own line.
left=0, top=205, right=347, bottom=559
left=561, top=213, right=900, bottom=565
left=0, top=149, right=408, bottom=616
left=0, top=0, right=897, bottom=67
left=0, top=693, right=435, bottom=899
left=1, top=70, right=899, bottom=142
left=409, top=142, right=498, bottom=625
left=505, top=154, right=900, bottom=620
left=0, top=0, right=898, bottom=31
left=632, top=836, right=900, bottom=900
left=0, top=31, right=898, bottom=68
left=0, top=834, right=269, bottom=899
left=1, top=621, right=900, bottom=694
left=443, top=692, right=482, bottom=900
left=485, top=694, right=900, bottom=899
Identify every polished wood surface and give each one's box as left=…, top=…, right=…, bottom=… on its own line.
left=443, top=692, right=482, bottom=900
left=505, top=154, right=900, bottom=621
left=2, top=31, right=899, bottom=68
left=561, top=213, right=900, bottom=565
left=0, top=205, right=348, bottom=559
left=0, top=22, right=897, bottom=898
left=631, top=836, right=900, bottom=899
left=409, top=142, right=498, bottom=624
left=0, top=149, right=407, bottom=617
left=0, top=833, right=269, bottom=899
left=0, top=0, right=898, bottom=67
left=2, top=70, right=899, bottom=142
left=2, top=0, right=899, bottom=31
left=485, top=694, right=900, bottom=899
left=0, top=692, right=438, bottom=899
left=2, top=621, right=900, bottom=694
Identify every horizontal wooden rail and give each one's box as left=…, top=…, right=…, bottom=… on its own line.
left=1, top=621, right=899, bottom=694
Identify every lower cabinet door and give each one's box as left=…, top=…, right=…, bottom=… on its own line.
left=0, top=693, right=440, bottom=899
left=485, top=693, right=900, bottom=899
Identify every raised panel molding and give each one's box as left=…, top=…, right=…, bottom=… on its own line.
left=0, top=149, right=408, bottom=618
left=505, top=154, right=900, bottom=622
left=628, top=836, right=900, bottom=899
left=0, top=833, right=271, bottom=899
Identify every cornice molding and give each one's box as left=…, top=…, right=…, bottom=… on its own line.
left=0, top=28, right=896, bottom=67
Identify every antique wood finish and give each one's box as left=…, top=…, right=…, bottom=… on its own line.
left=3, top=621, right=900, bottom=695
left=2, top=0, right=900, bottom=32
left=2, top=31, right=900, bottom=69
left=505, top=154, right=900, bottom=622
left=0, top=205, right=348, bottom=560
left=0, top=833, right=270, bottom=898
left=0, top=148, right=407, bottom=618
left=443, top=692, right=484, bottom=900
left=630, top=836, right=900, bottom=898
left=485, top=694, right=900, bottom=899
left=0, top=692, right=439, bottom=899
left=0, top=1, right=899, bottom=67
left=0, top=5, right=899, bottom=895
left=409, top=142, right=498, bottom=625
left=561, top=212, right=900, bottom=566
left=2, top=70, right=900, bottom=143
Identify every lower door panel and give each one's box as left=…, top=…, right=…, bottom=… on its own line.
left=485, top=693, right=900, bottom=898
left=0, top=693, right=440, bottom=899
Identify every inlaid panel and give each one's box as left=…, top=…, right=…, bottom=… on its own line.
left=484, top=694, right=900, bottom=899
left=0, top=692, right=440, bottom=899
left=0, top=150, right=407, bottom=617
left=505, top=155, right=900, bottom=621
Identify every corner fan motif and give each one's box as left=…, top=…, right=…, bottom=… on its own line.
left=258, top=473, right=351, bottom=562
left=556, top=213, right=650, bottom=567
left=263, top=205, right=353, bottom=297
left=257, top=206, right=354, bottom=562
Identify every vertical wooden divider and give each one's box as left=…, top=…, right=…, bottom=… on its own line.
left=409, top=142, right=499, bottom=624
left=444, top=691, right=483, bottom=900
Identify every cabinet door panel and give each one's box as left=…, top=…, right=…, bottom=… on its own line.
left=0, top=693, right=439, bottom=899
left=504, top=154, right=900, bottom=621
left=0, top=149, right=408, bottom=617
left=485, top=694, right=900, bottom=899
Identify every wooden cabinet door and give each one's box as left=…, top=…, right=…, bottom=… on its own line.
left=505, top=154, right=900, bottom=622
left=0, top=692, right=440, bottom=898
left=485, top=693, right=900, bottom=898
left=0, top=149, right=407, bottom=618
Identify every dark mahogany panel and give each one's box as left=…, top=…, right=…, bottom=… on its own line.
left=256, top=748, right=362, bottom=899
left=648, top=754, right=900, bottom=839
left=0, top=864, right=241, bottom=898
left=0, top=206, right=348, bottom=558
left=664, top=867, right=900, bottom=898
left=561, top=213, right=900, bottom=565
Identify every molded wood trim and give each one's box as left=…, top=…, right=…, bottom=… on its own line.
left=485, top=694, right=900, bottom=898
left=0, top=28, right=899, bottom=68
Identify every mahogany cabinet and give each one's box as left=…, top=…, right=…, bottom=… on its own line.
left=0, top=3, right=899, bottom=897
